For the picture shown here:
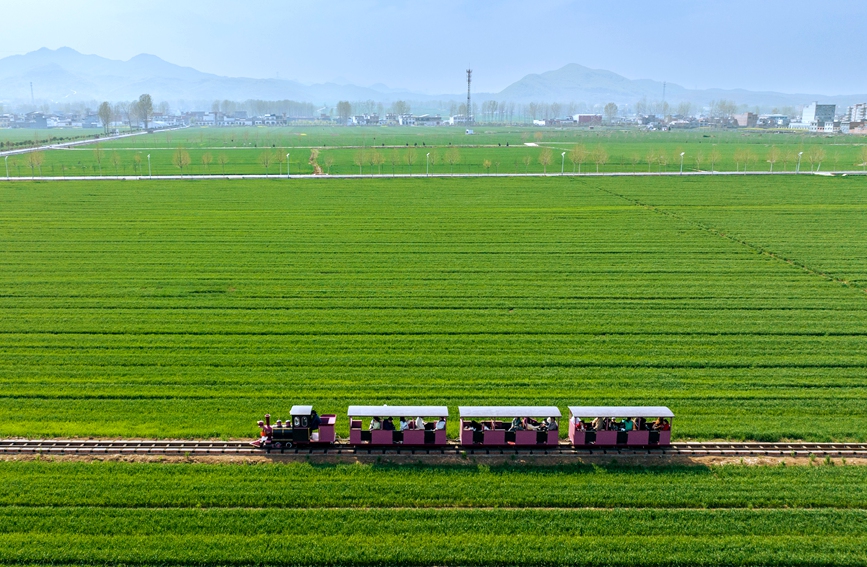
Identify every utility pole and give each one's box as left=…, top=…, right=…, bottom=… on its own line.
left=661, top=81, right=666, bottom=117
left=466, top=68, right=472, bottom=124
left=30, top=82, right=34, bottom=105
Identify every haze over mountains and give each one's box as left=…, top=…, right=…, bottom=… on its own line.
left=1, top=48, right=864, bottom=110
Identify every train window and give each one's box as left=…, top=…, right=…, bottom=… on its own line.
left=293, top=417, right=300, bottom=427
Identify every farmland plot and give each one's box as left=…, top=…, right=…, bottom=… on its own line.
left=0, top=176, right=865, bottom=440
left=0, top=460, right=865, bottom=566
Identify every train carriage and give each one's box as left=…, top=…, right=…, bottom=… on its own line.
left=459, top=406, right=561, bottom=447
left=348, top=405, right=449, bottom=446
left=568, top=406, right=673, bottom=447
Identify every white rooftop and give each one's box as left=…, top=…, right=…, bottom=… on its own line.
left=459, top=406, right=562, bottom=418
left=290, top=405, right=313, bottom=416
left=347, top=405, right=449, bottom=417
left=568, top=406, right=674, bottom=418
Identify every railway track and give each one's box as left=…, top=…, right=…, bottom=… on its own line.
left=2, top=439, right=867, bottom=458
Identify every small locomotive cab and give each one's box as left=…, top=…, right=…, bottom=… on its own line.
left=253, top=405, right=336, bottom=450
left=348, top=405, right=449, bottom=446
left=459, top=406, right=561, bottom=446
left=568, top=406, right=673, bottom=447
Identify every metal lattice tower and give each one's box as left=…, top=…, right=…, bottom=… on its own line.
left=466, top=69, right=472, bottom=124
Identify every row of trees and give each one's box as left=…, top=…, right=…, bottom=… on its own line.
left=96, top=94, right=154, bottom=133
left=210, top=99, right=318, bottom=117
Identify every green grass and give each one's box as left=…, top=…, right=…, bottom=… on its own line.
left=1, top=175, right=866, bottom=440
left=6, top=125, right=867, bottom=176
left=0, top=460, right=865, bottom=565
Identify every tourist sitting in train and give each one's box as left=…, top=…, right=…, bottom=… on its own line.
left=523, top=417, right=540, bottom=431
left=508, top=417, right=524, bottom=432
left=590, top=416, right=604, bottom=431
left=383, top=417, right=396, bottom=431
left=545, top=417, right=558, bottom=431
left=369, top=416, right=382, bottom=431
left=651, top=417, right=669, bottom=431
left=573, top=417, right=585, bottom=430
left=622, top=418, right=634, bottom=432
left=435, top=417, right=447, bottom=430
left=399, top=417, right=409, bottom=431
left=310, top=410, right=321, bottom=431
left=415, top=416, right=426, bottom=430
left=633, top=417, right=645, bottom=431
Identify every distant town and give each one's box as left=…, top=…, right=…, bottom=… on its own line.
left=1, top=99, right=866, bottom=135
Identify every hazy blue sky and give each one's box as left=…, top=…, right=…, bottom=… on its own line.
left=1, top=0, right=864, bottom=95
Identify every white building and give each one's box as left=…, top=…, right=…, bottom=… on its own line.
left=790, top=101, right=837, bottom=132
left=847, top=103, right=867, bottom=122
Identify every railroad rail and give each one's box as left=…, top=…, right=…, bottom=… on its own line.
left=2, top=439, right=867, bottom=458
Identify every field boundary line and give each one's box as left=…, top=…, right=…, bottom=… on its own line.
left=0, top=504, right=862, bottom=512
left=2, top=171, right=867, bottom=181
left=595, top=186, right=867, bottom=298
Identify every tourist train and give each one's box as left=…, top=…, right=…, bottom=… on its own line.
left=254, top=404, right=673, bottom=451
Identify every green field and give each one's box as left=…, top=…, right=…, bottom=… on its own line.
left=4, top=125, right=867, bottom=176
left=0, top=127, right=104, bottom=148
left=1, top=460, right=865, bottom=566
left=1, top=175, right=865, bottom=440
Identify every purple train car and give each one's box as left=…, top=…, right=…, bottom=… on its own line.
left=568, top=406, right=673, bottom=447
left=459, top=406, right=561, bottom=447
left=348, top=405, right=449, bottom=446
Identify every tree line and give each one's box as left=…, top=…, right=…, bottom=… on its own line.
left=97, top=94, right=154, bottom=133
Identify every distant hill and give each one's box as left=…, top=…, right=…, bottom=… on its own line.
left=497, top=63, right=867, bottom=109
left=1, top=48, right=864, bottom=110
left=0, top=47, right=404, bottom=105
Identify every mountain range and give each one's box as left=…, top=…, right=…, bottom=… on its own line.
left=1, top=47, right=865, bottom=110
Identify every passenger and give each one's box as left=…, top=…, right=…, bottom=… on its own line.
left=508, top=417, right=524, bottom=432
left=275, top=419, right=283, bottom=429
left=591, top=417, right=603, bottom=431
left=369, top=416, right=382, bottom=431
left=545, top=417, right=559, bottom=431
left=257, top=420, right=268, bottom=444
left=651, top=417, right=664, bottom=430
left=633, top=417, right=645, bottom=431
left=482, top=421, right=491, bottom=431
left=523, top=417, right=539, bottom=431
left=399, top=417, right=409, bottom=431
left=435, top=417, right=447, bottom=430
left=310, top=410, right=321, bottom=431
left=415, top=416, right=425, bottom=430
left=661, top=419, right=671, bottom=431
left=383, top=417, right=396, bottom=431
left=623, top=418, right=633, bottom=432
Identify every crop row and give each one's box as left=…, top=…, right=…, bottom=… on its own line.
left=2, top=461, right=866, bottom=508
left=0, top=509, right=865, bottom=565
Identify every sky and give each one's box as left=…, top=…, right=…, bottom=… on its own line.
left=0, top=0, right=865, bottom=96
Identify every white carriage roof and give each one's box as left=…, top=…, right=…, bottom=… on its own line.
left=347, top=405, right=449, bottom=417
left=290, top=405, right=313, bottom=416
left=568, top=406, right=674, bottom=418
left=459, top=406, right=562, bottom=418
